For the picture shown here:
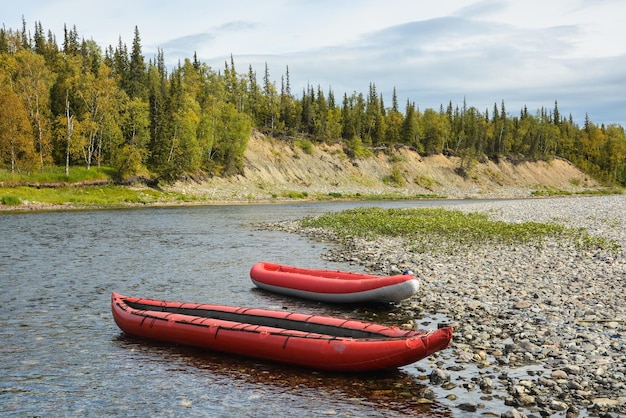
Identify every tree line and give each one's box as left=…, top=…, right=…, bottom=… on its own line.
left=1, top=21, right=625, bottom=186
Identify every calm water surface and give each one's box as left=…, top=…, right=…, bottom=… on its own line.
left=1, top=201, right=471, bottom=417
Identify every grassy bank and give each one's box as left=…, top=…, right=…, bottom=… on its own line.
left=0, top=184, right=196, bottom=207
left=0, top=166, right=195, bottom=208
left=0, top=166, right=113, bottom=185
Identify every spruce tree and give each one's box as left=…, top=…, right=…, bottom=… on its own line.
left=128, top=26, right=147, bottom=99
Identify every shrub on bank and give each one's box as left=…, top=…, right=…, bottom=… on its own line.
left=1, top=195, right=22, bottom=205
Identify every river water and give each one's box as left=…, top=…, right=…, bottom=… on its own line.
left=1, top=200, right=471, bottom=417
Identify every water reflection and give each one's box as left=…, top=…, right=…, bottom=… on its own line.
left=113, top=335, right=452, bottom=417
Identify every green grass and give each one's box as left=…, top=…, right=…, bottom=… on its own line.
left=299, top=207, right=618, bottom=253
left=531, top=187, right=623, bottom=196
left=280, top=190, right=309, bottom=199
left=0, top=166, right=200, bottom=208
left=413, top=175, right=440, bottom=191
left=382, top=166, right=406, bottom=187
left=294, top=139, right=314, bottom=154
left=1, top=195, right=22, bottom=205
left=0, top=185, right=193, bottom=207
left=0, top=166, right=113, bottom=185
left=314, top=192, right=444, bottom=201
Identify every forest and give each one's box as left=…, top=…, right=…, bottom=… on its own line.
left=1, top=21, right=625, bottom=186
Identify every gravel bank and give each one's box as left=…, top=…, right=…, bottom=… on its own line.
left=266, top=195, right=626, bottom=417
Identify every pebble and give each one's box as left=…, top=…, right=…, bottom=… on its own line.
left=552, top=370, right=568, bottom=379
left=502, top=409, right=528, bottom=418
left=264, top=195, right=626, bottom=416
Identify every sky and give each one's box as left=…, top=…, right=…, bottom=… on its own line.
left=3, top=0, right=626, bottom=127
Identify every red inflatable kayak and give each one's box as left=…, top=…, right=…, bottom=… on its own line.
left=111, top=292, right=452, bottom=372
left=250, top=261, right=420, bottom=303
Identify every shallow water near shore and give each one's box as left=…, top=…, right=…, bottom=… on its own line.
left=1, top=200, right=478, bottom=417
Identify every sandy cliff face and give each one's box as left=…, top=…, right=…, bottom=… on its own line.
left=172, top=131, right=598, bottom=201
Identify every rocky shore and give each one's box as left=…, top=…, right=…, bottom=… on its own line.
left=264, top=195, right=625, bottom=417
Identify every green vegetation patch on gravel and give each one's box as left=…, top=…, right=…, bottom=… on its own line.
left=299, top=207, right=617, bottom=253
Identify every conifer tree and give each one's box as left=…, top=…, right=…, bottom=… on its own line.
left=401, top=100, right=417, bottom=148
left=146, top=54, right=171, bottom=173
left=261, top=62, right=279, bottom=132
left=62, top=24, right=80, bottom=55
left=246, top=64, right=261, bottom=125
left=341, top=93, right=354, bottom=140
left=553, top=100, right=560, bottom=125
left=324, top=87, right=342, bottom=141
left=128, top=26, right=147, bottom=99
left=278, top=66, right=297, bottom=135
left=0, top=28, right=8, bottom=53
